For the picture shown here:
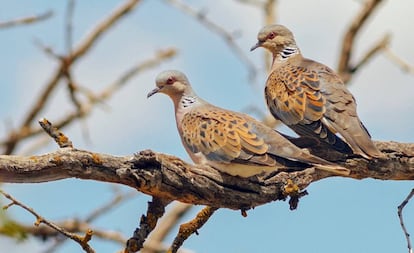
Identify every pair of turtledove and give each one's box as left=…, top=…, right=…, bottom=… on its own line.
left=147, top=24, right=383, bottom=178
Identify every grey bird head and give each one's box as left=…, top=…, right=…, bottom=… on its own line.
left=250, top=24, right=296, bottom=53
left=147, top=70, right=191, bottom=98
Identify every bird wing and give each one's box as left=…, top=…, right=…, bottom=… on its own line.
left=180, top=108, right=276, bottom=166
left=265, top=62, right=326, bottom=126
left=266, top=59, right=354, bottom=153
left=316, top=65, right=383, bottom=158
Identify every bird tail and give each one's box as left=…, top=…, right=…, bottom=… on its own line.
left=299, top=151, right=350, bottom=176
left=291, top=122, right=353, bottom=155
left=337, top=121, right=384, bottom=159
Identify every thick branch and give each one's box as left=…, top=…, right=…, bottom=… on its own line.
left=0, top=141, right=413, bottom=211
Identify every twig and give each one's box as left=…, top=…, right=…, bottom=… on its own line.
left=0, top=218, right=127, bottom=245
left=0, top=190, right=95, bottom=253
left=125, top=197, right=172, bottom=253
left=350, top=34, right=390, bottom=73
left=0, top=47, right=176, bottom=152
left=384, top=47, right=414, bottom=74
left=236, top=0, right=264, bottom=7
left=2, top=0, right=142, bottom=155
left=71, top=0, right=141, bottom=61
left=263, top=0, right=277, bottom=70
left=38, top=118, right=73, bottom=148
left=43, top=189, right=136, bottom=253
left=0, top=11, right=53, bottom=29
left=65, top=0, right=75, bottom=54
left=163, top=0, right=257, bottom=82
left=398, top=189, right=414, bottom=253
left=168, top=206, right=218, bottom=253
left=337, top=0, right=384, bottom=83
left=143, top=203, right=193, bottom=253
left=98, top=48, right=177, bottom=100
left=63, top=0, right=84, bottom=114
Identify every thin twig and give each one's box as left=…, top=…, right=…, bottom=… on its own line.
left=143, top=203, right=193, bottom=253
left=71, top=0, right=141, bottom=61
left=398, top=189, right=414, bottom=253
left=2, top=0, right=142, bottom=155
left=163, top=0, right=257, bottom=82
left=168, top=206, right=218, bottom=253
left=0, top=47, right=176, bottom=151
left=38, top=118, right=73, bottom=148
left=337, top=0, right=384, bottom=83
left=0, top=47, right=176, bottom=154
left=0, top=11, right=53, bottom=29
left=65, top=0, right=75, bottom=54
left=263, top=0, right=277, bottom=71
left=98, top=48, right=177, bottom=100
left=0, top=190, right=95, bottom=253
left=350, top=34, right=390, bottom=73
left=43, top=189, right=136, bottom=253
left=236, top=0, right=264, bottom=7
left=384, top=47, right=414, bottom=74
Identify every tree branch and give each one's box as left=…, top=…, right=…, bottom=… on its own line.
left=163, top=0, right=257, bottom=81
left=169, top=206, right=218, bottom=253
left=0, top=142, right=413, bottom=211
left=1, top=0, right=142, bottom=155
left=0, top=190, right=95, bottom=253
left=398, top=188, right=414, bottom=253
left=142, top=202, right=193, bottom=253
left=0, top=11, right=53, bottom=29
left=337, top=0, right=385, bottom=83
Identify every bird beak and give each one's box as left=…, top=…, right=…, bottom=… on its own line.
left=250, top=41, right=262, bottom=51
left=147, top=87, right=160, bottom=98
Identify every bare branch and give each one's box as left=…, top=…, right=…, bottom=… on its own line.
left=350, top=34, right=390, bottom=73
left=337, top=0, right=384, bottom=83
left=38, top=118, right=73, bottom=148
left=125, top=197, right=171, bottom=253
left=143, top=202, right=192, bottom=253
left=163, top=0, right=257, bottom=81
left=1, top=46, right=175, bottom=154
left=398, top=189, right=414, bottom=253
left=65, top=0, right=76, bottom=54
left=0, top=11, right=53, bottom=29
left=0, top=190, right=95, bottom=253
left=71, top=0, right=142, bottom=61
left=42, top=189, right=136, bottom=253
left=169, top=206, right=218, bottom=253
left=1, top=218, right=127, bottom=245
left=384, top=47, right=414, bottom=74
left=1, top=0, right=142, bottom=155
left=0, top=142, right=413, bottom=209
left=236, top=0, right=265, bottom=7
left=263, top=0, right=277, bottom=70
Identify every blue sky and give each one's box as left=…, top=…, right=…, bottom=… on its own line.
left=1, top=1, right=414, bottom=252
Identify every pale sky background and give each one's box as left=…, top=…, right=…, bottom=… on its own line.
left=1, top=1, right=414, bottom=252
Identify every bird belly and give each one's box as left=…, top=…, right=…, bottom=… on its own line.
left=207, top=161, right=277, bottom=178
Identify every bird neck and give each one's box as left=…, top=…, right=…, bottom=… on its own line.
left=180, top=94, right=198, bottom=108
left=173, top=91, right=199, bottom=114
left=273, top=45, right=300, bottom=62
left=174, top=92, right=200, bottom=132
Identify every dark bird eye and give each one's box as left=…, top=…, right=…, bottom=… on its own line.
left=166, top=77, right=175, bottom=85
left=267, top=32, right=276, bottom=40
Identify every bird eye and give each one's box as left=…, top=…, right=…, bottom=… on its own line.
left=267, top=32, right=276, bottom=40
left=166, top=77, right=175, bottom=85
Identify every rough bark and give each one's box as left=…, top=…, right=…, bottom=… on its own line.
left=0, top=141, right=413, bottom=211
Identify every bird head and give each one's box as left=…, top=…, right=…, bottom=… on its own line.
left=147, top=70, right=191, bottom=99
left=250, top=24, right=296, bottom=53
